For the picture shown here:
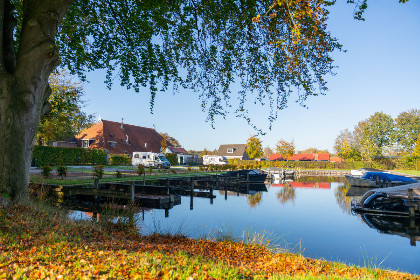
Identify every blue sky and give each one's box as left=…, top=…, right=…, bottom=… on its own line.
left=81, top=1, right=420, bottom=153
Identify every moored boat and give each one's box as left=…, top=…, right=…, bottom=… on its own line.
left=223, top=169, right=267, bottom=182
left=351, top=183, right=420, bottom=217
left=345, top=171, right=418, bottom=188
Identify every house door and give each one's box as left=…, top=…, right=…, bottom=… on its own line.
left=180, top=156, right=183, bottom=165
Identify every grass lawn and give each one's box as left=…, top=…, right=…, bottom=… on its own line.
left=0, top=204, right=418, bottom=279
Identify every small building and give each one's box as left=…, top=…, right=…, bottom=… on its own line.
left=164, top=146, right=202, bottom=165
left=217, top=144, right=250, bottom=160
left=289, top=153, right=315, bottom=161
left=288, top=153, right=331, bottom=162
left=316, top=153, right=330, bottom=161
left=75, top=119, right=166, bottom=156
left=269, top=154, right=284, bottom=161
left=330, top=156, right=344, bottom=163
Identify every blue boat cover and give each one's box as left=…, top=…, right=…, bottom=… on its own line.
left=361, top=172, right=418, bottom=182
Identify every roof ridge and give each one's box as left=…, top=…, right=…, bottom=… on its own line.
left=101, top=119, right=154, bottom=130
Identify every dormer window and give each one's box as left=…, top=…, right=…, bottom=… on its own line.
left=227, top=148, right=235, bottom=153
left=108, top=141, right=117, bottom=147
left=82, top=140, right=90, bottom=148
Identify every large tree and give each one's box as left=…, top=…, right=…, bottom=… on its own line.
left=36, top=71, right=94, bottom=145
left=393, top=109, right=420, bottom=154
left=246, top=135, right=263, bottom=159
left=0, top=0, right=398, bottom=203
left=354, top=112, right=394, bottom=159
left=275, top=139, right=295, bottom=160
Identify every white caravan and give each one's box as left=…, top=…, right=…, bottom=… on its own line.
left=202, top=155, right=228, bottom=165
left=132, top=152, right=171, bottom=169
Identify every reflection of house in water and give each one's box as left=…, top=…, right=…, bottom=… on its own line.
left=271, top=182, right=331, bottom=189
left=360, top=214, right=420, bottom=246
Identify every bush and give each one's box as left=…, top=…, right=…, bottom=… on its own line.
left=136, top=164, right=145, bottom=176
left=32, top=146, right=107, bottom=166
left=41, top=166, right=53, bottom=178
left=115, top=170, right=122, bottom=178
left=165, top=153, right=178, bottom=166
left=148, top=166, right=153, bottom=175
left=93, top=165, right=104, bottom=179
left=56, top=166, right=68, bottom=179
left=109, top=154, right=131, bottom=166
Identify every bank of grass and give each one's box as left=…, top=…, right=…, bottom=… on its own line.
left=0, top=205, right=417, bottom=279
left=392, top=170, right=420, bottom=177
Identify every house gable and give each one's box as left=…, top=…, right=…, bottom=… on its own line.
left=217, top=144, right=249, bottom=160
left=76, top=119, right=166, bottom=155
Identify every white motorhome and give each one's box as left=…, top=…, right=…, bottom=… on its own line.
left=202, top=155, right=228, bottom=165
left=132, top=152, right=171, bottom=169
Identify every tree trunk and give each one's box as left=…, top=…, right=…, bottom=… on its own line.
left=0, top=0, right=74, bottom=203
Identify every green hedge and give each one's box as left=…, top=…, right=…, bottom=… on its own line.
left=227, top=158, right=420, bottom=171
left=165, top=153, right=178, bottom=166
left=109, top=154, right=131, bottom=166
left=32, top=146, right=107, bottom=166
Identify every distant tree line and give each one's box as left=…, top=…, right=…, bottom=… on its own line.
left=334, top=109, right=420, bottom=161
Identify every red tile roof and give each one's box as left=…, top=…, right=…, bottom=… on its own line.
left=167, top=146, right=189, bottom=154
left=289, top=153, right=315, bottom=161
left=329, top=156, right=344, bottom=162
left=76, top=120, right=165, bottom=155
left=317, top=153, right=330, bottom=161
left=269, top=154, right=284, bottom=161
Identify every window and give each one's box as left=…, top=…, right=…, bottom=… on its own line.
left=227, top=148, right=234, bottom=153
left=108, top=141, right=117, bottom=147
left=142, top=156, right=147, bottom=159
left=133, top=154, right=139, bottom=158
left=82, top=140, right=90, bottom=148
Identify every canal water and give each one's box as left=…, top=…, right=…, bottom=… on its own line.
left=70, top=177, right=420, bottom=274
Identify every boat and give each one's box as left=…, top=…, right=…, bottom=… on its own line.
left=345, top=171, right=418, bottom=188
left=351, top=183, right=420, bottom=216
left=349, top=168, right=384, bottom=177
left=223, top=169, right=267, bottom=183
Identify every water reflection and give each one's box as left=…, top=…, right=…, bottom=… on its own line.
left=334, top=183, right=352, bottom=214
left=247, top=192, right=262, bottom=207
left=33, top=176, right=420, bottom=274
left=276, top=185, right=296, bottom=205
left=360, top=214, right=420, bottom=246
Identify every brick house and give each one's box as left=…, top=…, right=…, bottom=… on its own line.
left=217, top=144, right=250, bottom=160
left=75, top=119, right=166, bottom=155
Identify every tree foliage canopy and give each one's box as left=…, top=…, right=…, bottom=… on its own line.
left=334, top=109, right=419, bottom=160
left=10, top=0, right=344, bottom=129
left=36, top=70, right=94, bottom=145
left=246, top=135, right=263, bottom=159
left=275, top=139, right=295, bottom=159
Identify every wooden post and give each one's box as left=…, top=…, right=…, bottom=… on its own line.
left=408, top=188, right=415, bottom=218
left=94, top=178, right=99, bottom=189
left=190, top=178, right=194, bottom=210
left=210, top=182, right=214, bottom=205
left=130, top=182, right=135, bottom=201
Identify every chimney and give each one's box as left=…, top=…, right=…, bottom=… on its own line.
left=126, top=135, right=129, bottom=144
left=153, top=124, right=155, bottom=130
left=121, top=118, right=124, bottom=129
left=145, top=143, right=147, bottom=149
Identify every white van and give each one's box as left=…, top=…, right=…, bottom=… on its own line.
left=132, top=152, right=171, bottom=169
left=202, top=155, right=228, bottom=165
